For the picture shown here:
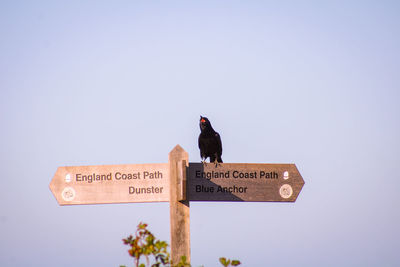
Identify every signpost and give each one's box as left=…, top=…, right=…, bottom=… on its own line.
left=49, top=145, right=305, bottom=263
left=50, top=163, right=169, bottom=205
left=188, top=162, right=304, bottom=202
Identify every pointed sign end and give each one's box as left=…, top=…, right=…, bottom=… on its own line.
left=171, top=144, right=184, bottom=152
left=169, top=144, right=188, bottom=159
left=49, top=167, right=66, bottom=205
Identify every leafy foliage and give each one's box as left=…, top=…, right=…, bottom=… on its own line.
left=219, top=257, right=241, bottom=267
left=121, top=222, right=240, bottom=267
left=122, top=222, right=169, bottom=267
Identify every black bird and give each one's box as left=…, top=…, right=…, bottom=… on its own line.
left=198, top=116, right=223, bottom=165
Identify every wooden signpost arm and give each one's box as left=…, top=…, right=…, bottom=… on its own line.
left=169, top=145, right=190, bottom=264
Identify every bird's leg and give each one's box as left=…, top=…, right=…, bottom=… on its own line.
left=213, top=158, right=221, bottom=168
left=212, top=153, right=222, bottom=168
left=201, top=158, right=207, bottom=167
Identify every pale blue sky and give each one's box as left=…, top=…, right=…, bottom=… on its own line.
left=1, top=1, right=399, bottom=266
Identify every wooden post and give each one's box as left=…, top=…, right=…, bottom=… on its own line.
left=169, top=145, right=190, bottom=264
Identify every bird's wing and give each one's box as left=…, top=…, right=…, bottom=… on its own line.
left=198, top=134, right=204, bottom=157
left=198, top=134, right=202, bottom=149
left=215, top=132, right=222, bottom=155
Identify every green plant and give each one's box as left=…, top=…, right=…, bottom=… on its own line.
left=121, top=222, right=240, bottom=267
left=219, top=257, right=241, bottom=267
left=122, top=222, right=170, bottom=267
left=173, top=255, right=191, bottom=267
